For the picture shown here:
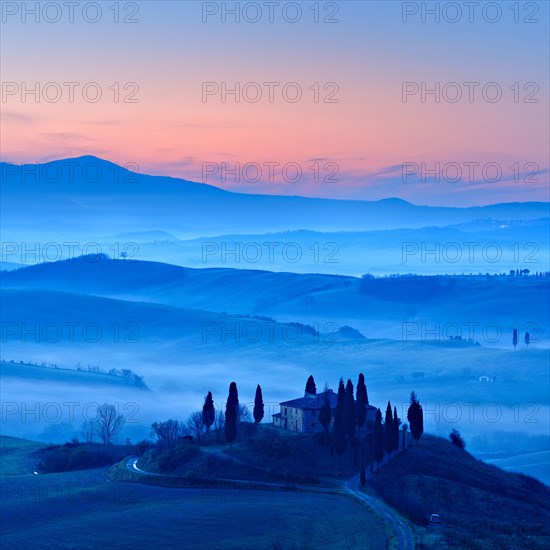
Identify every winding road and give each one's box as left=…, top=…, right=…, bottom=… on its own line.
left=124, top=456, right=414, bottom=550
left=344, top=474, right=414, bottom=550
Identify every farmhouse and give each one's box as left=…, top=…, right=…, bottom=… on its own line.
left=272, top=388, right=377, bottom=433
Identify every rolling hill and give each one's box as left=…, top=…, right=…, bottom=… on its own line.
left=3, top=256, right=548, bottom=345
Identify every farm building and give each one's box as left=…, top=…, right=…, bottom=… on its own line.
left=272, top=388, right=377, bottom=433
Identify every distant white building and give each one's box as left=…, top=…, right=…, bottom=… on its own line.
left=478, top=375, right=495, bottom=382
left=272, top=389, right=376, bottom=433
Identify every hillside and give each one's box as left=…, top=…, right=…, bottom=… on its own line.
left=0, top=286, right=321, bottom=346
left=128, top=425, right=359, bottom=484
left=114, top=428, right=550, bottom=549
left=0, top=360, right=148, bottom=389
left=370, top=435, right=550, bottom=549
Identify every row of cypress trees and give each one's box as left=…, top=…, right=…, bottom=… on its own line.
left=358, top=391, right=424, bottom=482
left=201, top=382, right=265, bottom=443
left=308, top=374, right=424, bottom=481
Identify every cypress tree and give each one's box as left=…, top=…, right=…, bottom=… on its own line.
left=305, top=375, right=317, bottom=395
left=356, top=373, right=367, bottom=436
left=365, top=431, right=374, bottom=473
left=319, top=386, right=332, bottom=445
left=373, top=409, right=384, bottom=468
left=407, top=391, right=416, bottom=438
left=202, top=391, right=215, bottom=435
left=525, top=332, right=530, bottom=348
left=344, top=379, right=357, bottom=465
left=513, top=328, right=518, bottom=349
left=393, top=406, right=400, bottom=455
left=344, top=379, right=356, bottom=441
left=384, top=402, right=393, bottom=455
left=224, top=382, right=239, bottom=443
left=253, top=384, right=264, bottom=423
left=334, top=378, right=347, bottom=455
left=417, top=401, right=424, bottom=440
left=407, top=391, right=423, bottom=443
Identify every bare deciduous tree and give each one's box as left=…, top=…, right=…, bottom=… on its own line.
left=150, top=420, right=185, bottom=448
left=94, top=403, right=125, bottom=445
left=80, top=419, right=95, bottom=443
left=186, top=411, right=205, bottom=442
left=213, top=409, right=225, bottom=441
left=238, top=404, right=251, bottom=423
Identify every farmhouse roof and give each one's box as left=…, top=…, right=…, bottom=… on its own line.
left=279, top=390, right=337, bottom=409
left=278, top=389, right=378, bottom=412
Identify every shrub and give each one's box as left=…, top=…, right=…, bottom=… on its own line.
left=157, top=442, right=200, bottom=472
left=449, top=429, right=466, bottom=449
left=38, top=445, right=118, bottom=473
left=136, top=439, right=155, bottom=455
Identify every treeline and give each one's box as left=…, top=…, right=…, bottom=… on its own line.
left=1, top=358, right=148, bottom=388
left=360, top=271, right=549, bottom=303
left=361, top=271, right=550, bottom=280
left=75, top=364, right=148, bottom=387
left=508, top=269, right=549, bottom=277
left=362, top=389, right=424, bottom=483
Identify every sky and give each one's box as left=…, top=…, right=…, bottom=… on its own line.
left=1, top=0, right=549, bottom=206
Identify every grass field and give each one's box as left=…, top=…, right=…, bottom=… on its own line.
left=0, top=435, right=391, bottom=549
left=0, top=436, right=45, bottom=476
left=1, top=467, right=390, bottom=549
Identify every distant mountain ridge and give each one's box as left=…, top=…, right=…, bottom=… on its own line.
left=0, top=156, right=229, bottom=196
left=1, top=156, right=548, bottom=236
